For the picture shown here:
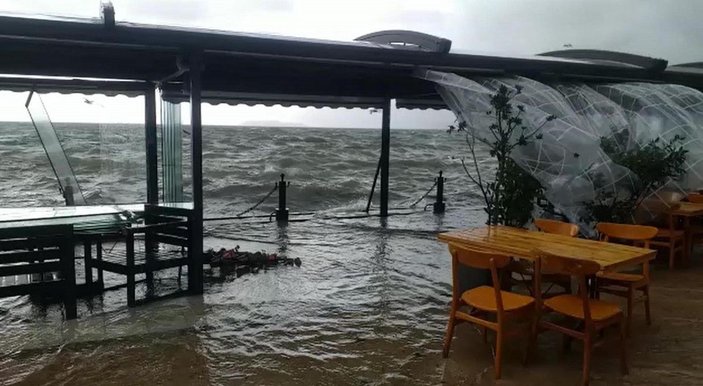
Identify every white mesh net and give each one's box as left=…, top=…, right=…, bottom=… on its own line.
left=422, top=70, right=703, bottom=233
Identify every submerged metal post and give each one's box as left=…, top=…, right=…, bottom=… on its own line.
left=433, top=170, right=446, bottom=214
left=380, top=99, right=391, bottom=217
left=145, top=84, right=158, bottom=205
left=275, top=174, right=289, bottom=223
left=189, top=52, right=204, bottom=295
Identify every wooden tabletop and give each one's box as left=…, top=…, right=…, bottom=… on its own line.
left=670, top=202, right=703, bottom=217
left=438, top=226, right=656, bottom=272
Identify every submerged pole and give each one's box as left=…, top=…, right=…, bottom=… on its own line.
left=380, top=99, right=391, bottom=217
left=433, top=170, right=446, bottom=214
left=189, top=52, right=204, bottom=295
left=276, top=174, right=289, bottom=223
left=145, top=83, right=158, bottom=205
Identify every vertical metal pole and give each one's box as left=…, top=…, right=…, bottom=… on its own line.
left=275, top=173, right=289, bottom=222
left=189, top=52, right=204, bottom=295
left=380, top=99, right=391, bottom=217
left=145, top=84, right=158, bottom=205
left=433, top=170, right=446, bottom=214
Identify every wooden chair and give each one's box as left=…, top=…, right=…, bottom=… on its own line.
left=534, top=218, right=579, bottom=237
left=510, top=219, right=578, bottom=296
left=443, top=243, right=536, bottom=379
left=649, top=211, right=686, bottom=269
left=685, top=193, right=703, bottom=255
left=530, top=249, right=627, bottom=386
left=688, top=192, right=703, bottom=203
left=595, top=223, right=658, bottom=335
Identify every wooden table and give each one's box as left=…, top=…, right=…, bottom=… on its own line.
left=670, top=202, right=703, bottom=261
left=438, top=226, right=656, bottom=272
left=671, top=202, right=703, bottom=217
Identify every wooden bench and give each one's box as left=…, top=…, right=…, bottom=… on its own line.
left=0, top=224, right=77, bottom=319
left=92, top=205, right=195, bottom=307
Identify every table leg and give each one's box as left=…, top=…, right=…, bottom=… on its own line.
left=684, top=217, right=691, bottom=266
left=96, top=236, right=104, bottom=288
left=84, top=239, right=92, bottom=286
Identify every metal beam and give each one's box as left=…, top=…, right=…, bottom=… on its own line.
left=144, top=84, right=158, bottom=204
left=189, top=52, right=204, bottom=294
left=380, top=99, right=391, bottom=217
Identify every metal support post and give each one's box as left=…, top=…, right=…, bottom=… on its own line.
left=275, top=174, right=289, bottom=223
left=433, top=170, right=446, bottom=214
left=380, top=99, right=391, bottom=217
left=189, top=52, right=204, bottom=295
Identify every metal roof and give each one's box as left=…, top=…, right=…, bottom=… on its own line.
left=0, top=13, right=702, bottom=109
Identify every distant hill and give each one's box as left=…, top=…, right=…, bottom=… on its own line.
left=239, top=120, right=308, bottom=127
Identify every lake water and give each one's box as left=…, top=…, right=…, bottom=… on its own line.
left=0, top=123, right=489, bottom=385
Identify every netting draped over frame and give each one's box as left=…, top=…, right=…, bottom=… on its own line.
left=421, top=70, right=703, bottom=232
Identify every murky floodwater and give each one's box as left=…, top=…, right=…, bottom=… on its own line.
left=0, top=209, right=485, bottom=385
left=0, top=122, right=492, bottom=384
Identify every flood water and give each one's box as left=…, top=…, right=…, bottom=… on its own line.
left=0, top=123, right=490, bottom=384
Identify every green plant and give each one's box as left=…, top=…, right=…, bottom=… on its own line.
left=585, top=130, right=688, bottom=223
left=450, top=85, right=553, bottom=227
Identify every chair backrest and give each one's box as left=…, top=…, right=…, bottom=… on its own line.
left=689, top=193, right=703, bottom=203
left=533, top=248, right=600, bottom=323
left=534, top=218, right=579, bottom=237
left=447, top=243, right=513, bottom=316
left=596, top=222, right=658, bottom=247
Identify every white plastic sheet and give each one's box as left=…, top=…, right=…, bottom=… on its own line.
left=422, top=70, right=703, bottom=232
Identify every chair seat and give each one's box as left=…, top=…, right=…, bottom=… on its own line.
left=462, top=285, right=534, bottom=312
left=597, top=271, right=646, bottom=284
left=655, top=229, right=685, bottom=238
left=544, top=294, right=622, bottom=321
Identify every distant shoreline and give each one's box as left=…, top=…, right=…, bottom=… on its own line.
left=0, top=121, right=445, bottom=131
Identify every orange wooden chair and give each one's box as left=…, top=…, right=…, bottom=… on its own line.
left=595, top=222, right=657, bottom=335
left=529, top=249, right=627, bottom=386
left=688, top=192, right=703, bottom=203
left=534, top=218, right=579, bottom=237
left=685, top=193, right=703, bottom=256
left=510, top=218, right=579, bottom=296
left=443, top=243, right=536, bottom=379
left=649, top=211, right=686, bottom=269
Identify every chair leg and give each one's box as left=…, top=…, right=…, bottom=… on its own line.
left=643, top=285, right=652, bottom=326
left=669, top=242, right=676, bottom=270
left=524, top=311, right=539, bottom=365
left=619, top=320, right=629, bottom=375
left=626, top=287, right=633, bottom=336
left=582, top=335, right=592, bottom=386
left=442, top=311, right=456, bottom=358
left=483, top=326, right=488, bottom=344
left=562, top=334, right=572, bottom=353
left=127, top=273, right=136, bottom=308
left=495, top=328, right=504, bottom=379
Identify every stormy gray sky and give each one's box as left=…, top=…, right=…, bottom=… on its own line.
left=0, top=0, right=701, bottom=128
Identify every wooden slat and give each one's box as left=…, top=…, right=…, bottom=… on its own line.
left=671, top=202, right=703, bottom=217
left=0, top=224, right=72, bottom=239
left=145, top=205, right=194, bottom=218
left=0, top=249, right=61, bottom=264
left=0, top=237, right=65, bottom=252
left=145, top=214, right=184, bottom=223
left=154, top=233, right=189, bottom=247
left=438, top=226, right=656, bottom=272
left=0, top=261, right=62, bottom=276
left=153, top=225, right=189, bottom=238
left=0, top=280, right=63, bottom=297
left=91, top=258, right=128, bottom=275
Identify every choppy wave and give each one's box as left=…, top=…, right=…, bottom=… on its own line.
left=0, top=122, right=490, bottom=385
